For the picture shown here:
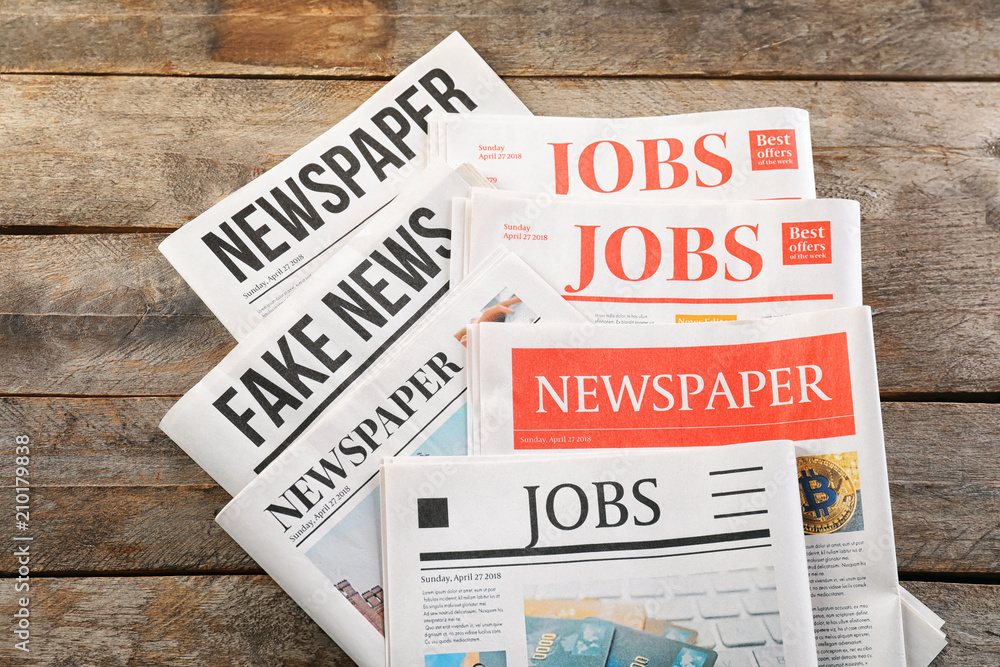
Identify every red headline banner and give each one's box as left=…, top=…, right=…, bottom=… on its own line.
left=511, top=333, right=855, bottom=449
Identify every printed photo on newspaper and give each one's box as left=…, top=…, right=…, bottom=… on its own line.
left=380, top=442, right=818, bottom=667
left=160, top=161, right=488, bottom=495
left=470, top=307, right=906, bottom=666
left=428, top=107, right=815, bottom=201
left=159, top=31, right=530, bottom=339
left=456, top=188, right=862, bottom=322
left=215, top=249, right=588, bottom=667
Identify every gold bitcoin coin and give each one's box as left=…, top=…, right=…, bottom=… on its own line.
left=797, top=455, right=857, bottom=535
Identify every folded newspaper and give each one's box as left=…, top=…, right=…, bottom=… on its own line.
left=428, top=108, right=815, bottom=201
left=161, top=161, right=489, bottom=495
left=457, top=188, right=862, bottom=322
left=380, top=442, right=819, bottom=666
left=215, top=249, right=588, bottom=667
left=470, top=307, right=907, bottom=666
left=159, top=31, right=530, bottom=340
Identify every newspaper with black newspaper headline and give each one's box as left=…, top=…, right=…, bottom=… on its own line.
left=380, top=442, right=819, bottom=667
left=428, top=108, right=815, bottom=201
left=160, top=161, right=488, bottom=495
left=159, top=31, right=530, bottom=340
left=215, top=249, right=587, bottom=667
left=471, top=307, right=907, bottom=666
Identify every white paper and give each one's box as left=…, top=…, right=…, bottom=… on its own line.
left=462, top=188, right=861, bottom=322
left=216, top=249, right=587, bottom=667
left=429, top=107, right=815, bottom=201
left=473, top=307, right=907, bottom=666
left=160, top=32, right=530, bottom=340
left=161, top=162, right=486, bottom=495
left=381, top=442, right=818, bottom=666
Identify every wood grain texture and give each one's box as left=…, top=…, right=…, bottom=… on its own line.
left=0, top=234, right=210, bottom=317
left=1, top=399, right=996, bottom=575
left=0, top=575, right=350, bottom=666
left=4, top=1, right=1000, bottom=78
left=6, top=76, right=1000, bottom=229
left=0, top=312, right=233, bottom=396
left=902, top=582, right=1000, bottom=666
left=0, top=576, right=991, bottom=666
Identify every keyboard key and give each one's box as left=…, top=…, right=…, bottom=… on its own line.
left=713, top=649, right=758, bottom=667
left=763, top=615, right=783, bottom=644
left=712, top=570, right=753, bottom=593
left=532, top=581, right=579, bottom=599
left=743, top=589, right=780, bottom=615
left=628, top=577, right=666, bottom=597
left=716, top=617, right=769, bottom=647
left=753, top=646, right=787, bottom=666
left=698, top=593, right=743, bottom=618
left=670, top=573, right=710, bottom=596
left=580, top=579, right=623, bottom=598
left=644, top=596, right=696, bottom=621
left=752, top=568, right=778, bottom=590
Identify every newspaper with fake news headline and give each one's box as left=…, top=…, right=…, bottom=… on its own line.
left=215, top=248, right=587, bottom=667
left=471, top=307, right=906, bottom=666
left=160, top=162, right=490, bottom=496
left=159, top=31, right=530, bottom=340
left=427, top=107, right=815, bottom=201
left=457, top=188, right=861, bottom=322
left=379, top=442, right=819, bottom=667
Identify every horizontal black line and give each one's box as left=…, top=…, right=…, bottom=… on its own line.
left=247, top=198, right=394, bottom=305
left=715, top=510, right=769, bottom=519
left=709, top=466, right=763, bottom=476
left=419, top=528, right=770, bottom=562
left=711, top=488, right=765, bottom=497
left=421, top=543, right=772, bottom=571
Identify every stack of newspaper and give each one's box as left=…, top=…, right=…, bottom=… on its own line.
left=156, top=32, right=947, bottom=667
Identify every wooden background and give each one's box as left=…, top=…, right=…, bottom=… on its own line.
left=2, top=1, right=1000, bottom=664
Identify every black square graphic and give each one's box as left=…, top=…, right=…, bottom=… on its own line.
left=417, top=498, right=449, bottom=529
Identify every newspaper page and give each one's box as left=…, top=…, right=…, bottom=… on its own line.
left=159, top=31, right=530, bottom=340
left=215, top=249, right=587, bottom=667
left=471, top=307, right=906, bottom=666
left=380, top=442, right=818, bottom=667
left=428, top=107, right=815, bottom=201
left=160, top=162, right=489, bottom=495
left=460, top=188, right=861, bottom=321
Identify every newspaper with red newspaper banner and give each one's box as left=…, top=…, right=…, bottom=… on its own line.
left=380, top=442, right=819, bottom=667
left=215, top=248, right=587, bottom=667
left=159, top=32, right=530, bottom=340
left=470, top=307, right=908, bottom=666
left=427, top=107, right=815, bottom=201
left=454, top=188, right=861, bottom=322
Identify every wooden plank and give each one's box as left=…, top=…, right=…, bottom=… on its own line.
left=902, top=582, right=1000, bottom=666
left=4, top=2, right=1000, bottom=78
left=0, top=575, right=351, bottom=665
left=0, top=313, right=233, bottom=396
left=0, top=397, right=209, bottom=486
left=5, top=76, right=1000, bottom=229
left=1, top=399, right=997, bottom=574
left=0, top=576, right=992, bottom=665
left=0, top=234, right=209, bottom=317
